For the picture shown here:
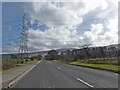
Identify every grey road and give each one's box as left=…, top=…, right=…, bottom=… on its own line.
left=12, top=60, right=118, bottom=88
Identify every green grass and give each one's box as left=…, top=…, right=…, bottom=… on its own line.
left=68, top=61, right=119, bottom=71
left=0, top=58, right=2, bottom=63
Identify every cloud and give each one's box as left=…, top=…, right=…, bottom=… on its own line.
left=27, top=27, right=78, bottom=52
left=3, top=0, right=119, bottom=53
left=27, top=0, right=118, bottom=52
left=30, top=2, right=83, bottom=28
left=91, top=24, right=104, bottom=35
left=2, top=41, right=19, bottom=54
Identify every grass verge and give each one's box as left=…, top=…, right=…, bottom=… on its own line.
left=68, top=61, right=119, bottom=71
left=1, top=60, right=39, bottom=74
left=24, top=60, right=38, bottom=64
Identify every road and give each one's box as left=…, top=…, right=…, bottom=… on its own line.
left=12, top=60, right=118, bottom=88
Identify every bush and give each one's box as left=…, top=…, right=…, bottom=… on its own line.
left=2, top=62, right=16, bottom=70
left=77, top=58, right=119, bottom=66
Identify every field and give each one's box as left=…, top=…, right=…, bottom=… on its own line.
left=68, top=58, right=119, bottom=71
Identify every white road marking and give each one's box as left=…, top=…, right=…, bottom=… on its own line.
left=58, top=67, right=61, bottom=70
left=113, top=73, right=119, bottom=75
left=37, top=60, right=43, bottom=64
left=8, top=60, right=42, bottom=87
left=77, top=78, right=94, bottom=88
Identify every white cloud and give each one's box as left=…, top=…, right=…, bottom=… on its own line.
left=2, top=41, right=19, bottom=54
left=31, top=2, right=83, bottom=28
left=3, top=0, right=119, bottom=53
left=27, top=0, right=119, bottom=52
left=91, top=24, right=104, bottom=35
left=106, top=17, right=118, bottom=33
left=27, top=27, right=78, bottom=52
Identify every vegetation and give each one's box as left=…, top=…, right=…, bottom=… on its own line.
left=2, top=54, right=42, bottom=71
left=68, top=61, right=119, bottom=71
left=24, top=60, right=38, bottom=64
left=29, top=55, right=42, bottom=61
left=71, top=59, right=119, bottom=66
left=2, top=58, right=22, bottom=70
left=45, top=44, right=119, bottom=71
left=45, top=50, right=59, bottom=60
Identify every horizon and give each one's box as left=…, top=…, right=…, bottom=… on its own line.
left=1, top=43, right=119, bottom=55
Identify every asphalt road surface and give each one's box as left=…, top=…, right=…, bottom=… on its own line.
left=12, top=60, right=118, bottom=88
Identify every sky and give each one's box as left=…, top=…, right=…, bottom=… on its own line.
left=2, top=0, right=119, bottom=54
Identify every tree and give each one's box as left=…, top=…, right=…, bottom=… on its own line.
left=46, top=50, right=59, bottom=60
left=29, top=55, right=42, bottom=61
left=81, top=44, right=92, bottom=59
left=99, top=47, right=106, bottom=60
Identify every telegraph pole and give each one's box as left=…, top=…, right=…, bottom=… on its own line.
left=18, top=13, right=28, bottom=63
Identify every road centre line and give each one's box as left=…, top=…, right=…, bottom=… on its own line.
left=57, top=67, right=61, bottom=70
left=77, top=78, right=94, bottom=88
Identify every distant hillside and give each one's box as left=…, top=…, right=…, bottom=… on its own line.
left=1, top=44, right=119, bottom=58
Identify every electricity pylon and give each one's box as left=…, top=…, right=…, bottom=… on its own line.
left=18, top=13, right=28, bottom=62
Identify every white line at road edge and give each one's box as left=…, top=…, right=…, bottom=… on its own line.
left=8, top=60, right=42, bottom=88
left=77, top=78, right=94, bottom=88
left=113, top=73, right=119, bottom=75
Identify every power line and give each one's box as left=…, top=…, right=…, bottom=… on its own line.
left=18, top=13, right=28, bottom=62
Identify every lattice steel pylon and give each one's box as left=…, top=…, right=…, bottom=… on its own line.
left=18, top=14, right=28, bottom=62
